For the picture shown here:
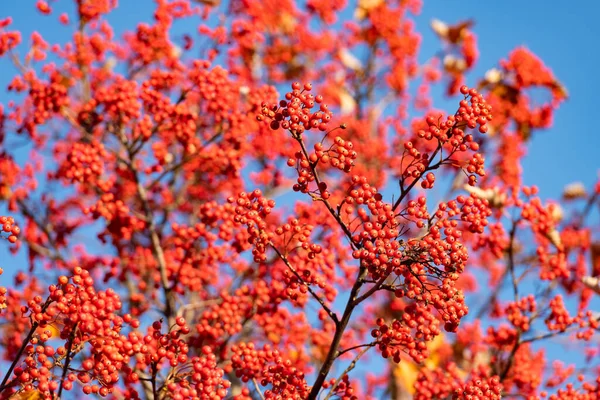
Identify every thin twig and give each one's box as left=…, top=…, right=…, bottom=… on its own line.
left=271, top=243, right=339, bottom=325
left=56, top=322, right=79, bottom=399
left=0, top=298, right=52, bottom=392
left=323, top=345, right=373, bottom=400
left=252, top=379, right=266, bottom=400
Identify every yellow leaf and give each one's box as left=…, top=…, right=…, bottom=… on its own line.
left=10, top=389, right=42, bottom=400
left=393, top=361, right=419, bottom=394
left=392, top=333, right=447, bottom=393
left=354, top=0, right=384, bottom=20
left=36, top=321, right=61, bottom=339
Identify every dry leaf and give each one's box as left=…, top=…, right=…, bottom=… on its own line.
left=464, top=185, right=506, bottom=208
left=591, top=242, right=600, bottom=277
left=484, top=68, right=503, bottom=84
left=431, top=19, right=474, bottom=44
left=192, top=0, right=221, bottom=6
left=338, top=87, right=357, bottom=115
left=563, top=182, right=587, bottom=200
left=546, top=229, right=563, bottom=251
left=582, top=276, right=600, bottom=295
left=443, top=55, right=467, bottom=74
left=338, top=48, right=363, bottom=72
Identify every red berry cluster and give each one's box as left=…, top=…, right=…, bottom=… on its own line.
left=228, top=343, right=310, bottom=400
left=84, top=193, right=147, bottom=242
left=485, top=325, right=518, bottom=348
left=545, top=295, right=574, bottom=332
left=322, top=374, right=358, bottom=400
left=28, top=72, right=70, bottom=125
left=414, top=364, right=502, bottom=400
left=458, top=194, right=492, bottom=234
left=519, top=194, right=569, bottom=280
left=227, top=190, right=275, bottom=263
left=194, top=290, right=251, bottom=347
left=400, top=140, right=433, bottom=182
left=257, top=82, right=334, bottom=135
left=170, top=346, right=230, bottom=400
left=11, top=267, right=134, bottom=397
left=287, top=150, right=317, bottom=194
left=275, top=218, right=321, bottom=258
left=505, top=294, right=536, bottom=332
left=135, top=318, right=191, bottom=369
left=349, top=198, right=401, bottom=280
left=413, top=363, right=463, bottom=399
left=344, top=175, right=383, bottom=206
left=453, top=375, right=502, bottom=400
left=94, top=78, right=141, bottom=123
left=0, top=215, right=19, bottom=243
left=0, top=18, right=20, bottom=57
left=314, top=136, right=357, bottom=173
left=140, top=83, right=199, bottom=147
left=58, top=141, right=108, bottom=184
left=457, top=86, right=493, bottom=133
left=371, top=306, right=441, bottom=364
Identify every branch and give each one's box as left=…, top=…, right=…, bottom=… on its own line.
left=296, top=138, right=356, bottom=246
left=124, top=138, right=177, bottom=326
left=270, top=243, right=339, bottom=325
left=306, top=267, right=368, bottom=400
left=0, top=298, right=52, bottom=392
left=252, top=379, right=266, bottom=400
left=56, top=322, right=79, bottom=399
left=323, top=345, right=373, bottom=400
left=336, top=341, right=377, bottom=359
left=507, top=220, right=520, bottom=301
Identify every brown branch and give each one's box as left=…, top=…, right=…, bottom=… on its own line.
left=270, top=243, right=339, bottom=325
left=56, top=322, right=79, bottom=399
left=296, top=138, right=356, bottom=246
left=0, top=298, right=52, bottom=392
left=306, top=267, right=368, bottom=400
left=323, top=344, right=373, bottom=400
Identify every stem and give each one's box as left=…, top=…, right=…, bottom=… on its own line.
left=307, top=268, right=368, bottom=400
left=323, top=345, right=372, bottom=400
left=271, top=243, right=339, bottom=325
left=151, top=363, right=158, bottom=399
left=56, top=322, right=79, bottom=399
left=296, top=138, right=356, bottom=245
left=0, top=299, right=52, bottom=392
left=252, top=379, right=266, bottom=400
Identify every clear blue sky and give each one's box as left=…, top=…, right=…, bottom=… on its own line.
left=1, top=0, right=599, bottom=395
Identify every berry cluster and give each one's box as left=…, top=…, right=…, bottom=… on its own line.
left=0, top=215, right=19, bottom=243
left=229, top=343, right=310, bottom=400
left=257, top=82, right=334, bottom=135
left=0, top=18, right=20, bottom=57
left=453, top=375, right=502, bottom=400
left=458, top=194, right=492, bottom=234
left=505, top=295, right=536, bottom=332
left=371, top=307, right=441, bottom=364
left=84, top=193, right=147, bottom=242
left=58, top=141, right=108, bottom=184
left=227, top=190, right=275, bottom=263
left=545, top=295, right=574, bottom=332
left=321, top=374, right=358, bottom=400
left=349, top=198, right=401, bottom=280
left=194, top=290, right=251, bottom=347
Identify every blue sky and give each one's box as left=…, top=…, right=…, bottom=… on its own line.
left=1, top=0, right=599, bottom=396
